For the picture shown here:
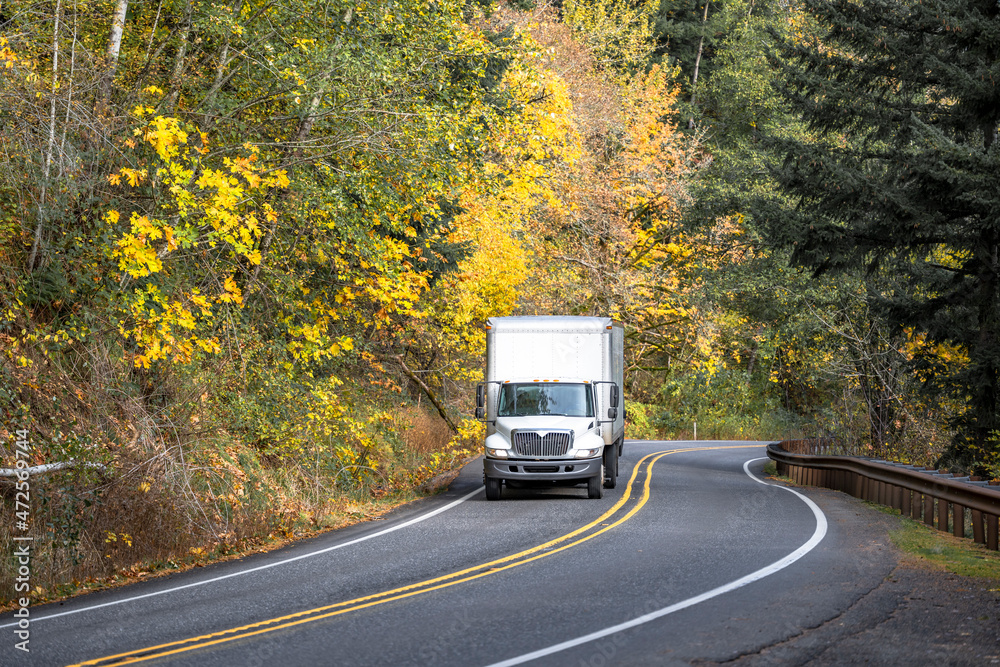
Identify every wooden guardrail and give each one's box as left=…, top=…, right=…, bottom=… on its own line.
left=767, top=441, right=1000, bottom=551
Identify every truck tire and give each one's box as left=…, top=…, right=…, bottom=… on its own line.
left=485, top=477, right=503, bottom=501
left=587, top=466, right=604, bottom=499
left=603, top=445, right=617, bottom=489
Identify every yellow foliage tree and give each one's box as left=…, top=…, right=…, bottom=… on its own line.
left=107, top=112, right=287, bottom=367
left=412, top=21, right=584, bottom=371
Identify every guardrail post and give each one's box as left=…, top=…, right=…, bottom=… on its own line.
left=972, top=509, right=985, bottom=544
left=923, top=495, right=934, bottom=527
left=902, top=488, right=911, bottom=516
left=953, top=504, right=965, bottom=538
left=911, top=492, right=922, bottom=521
left=988, top=515, right=999, bottom=551
left=854, top=472, right=863, bottom=498
left=938, top=498, right=950, bottom=533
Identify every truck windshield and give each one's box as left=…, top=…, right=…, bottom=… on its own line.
left=497, top=383, right=594, bottom=417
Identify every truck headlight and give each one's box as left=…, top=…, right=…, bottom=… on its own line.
left=574, top=448, right=601, bottom=459
left=486, top=447, right=509, bottom=459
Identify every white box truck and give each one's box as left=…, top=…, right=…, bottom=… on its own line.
left=475, top=316, right=625, bottom=500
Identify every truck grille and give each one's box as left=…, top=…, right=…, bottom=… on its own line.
left=512, top=431, right=572, bottom=458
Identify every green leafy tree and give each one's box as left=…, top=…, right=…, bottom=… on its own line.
left=763, top=0, right=1000, bottom=471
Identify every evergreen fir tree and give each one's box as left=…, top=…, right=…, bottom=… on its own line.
left=653, top=0, right=726, bottom=101
left=763, top=0, right=1000, bottom=471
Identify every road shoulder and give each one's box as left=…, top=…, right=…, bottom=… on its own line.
left=706, top=489, right=1000, bottom=667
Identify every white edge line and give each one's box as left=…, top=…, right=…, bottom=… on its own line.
left=484, top=456, right=828, bottom=667
left=2, top=486, right=483, bottom=627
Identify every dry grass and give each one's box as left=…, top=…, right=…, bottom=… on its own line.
left=0, top=462, right=198, bottom=602
left=397, top=406, right=453, bottom=456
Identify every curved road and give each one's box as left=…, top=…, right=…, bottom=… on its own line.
left=4, top=441, right=901, bottom=666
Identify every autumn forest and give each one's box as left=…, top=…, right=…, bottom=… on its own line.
left=2, top=0, right=998, bottom=600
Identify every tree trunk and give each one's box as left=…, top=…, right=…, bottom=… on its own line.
left=29, top=0, right=62, bottom=272
left=98, top=0, right=128, bottom=109
left=200, top=0, right=243, bottom=113
left=973, top=236, right=999, bottom=453
left=166, top=0, right=194, bottom=112
left=688, top=0, right=711, bottom=129
left=392, top=354, right=459, bottom=433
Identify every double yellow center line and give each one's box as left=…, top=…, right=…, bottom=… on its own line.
left=73, top=445, right=755, bottom=666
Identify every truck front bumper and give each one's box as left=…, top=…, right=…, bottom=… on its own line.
left=484, top=456, right=602, bottom=481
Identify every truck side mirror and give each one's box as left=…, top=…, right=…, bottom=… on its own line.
left=609, top=384, right=619, bottom=408
left=476, top=383, right=484, bottom=409
left=607, top=406, right=618, bottom=419
left=475, top=407, right=484, bottom=420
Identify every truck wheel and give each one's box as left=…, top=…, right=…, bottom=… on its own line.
left=485, top=477, right=503, bottom=501
left=587, top=466, right=604, bottom=499
left=603, top=445, right=617, bottom=489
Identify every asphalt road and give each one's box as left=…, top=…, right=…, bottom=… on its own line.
left=3, top=441, right=903, bottom=666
